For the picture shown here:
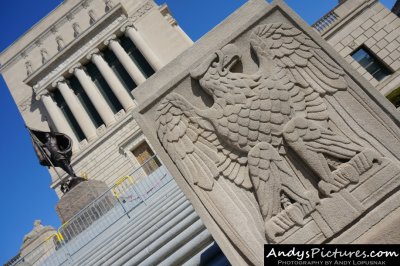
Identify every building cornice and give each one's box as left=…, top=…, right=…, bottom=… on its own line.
left=0, top=0, right=96, bottom=73
left=31, top=8, right=127, bottom=97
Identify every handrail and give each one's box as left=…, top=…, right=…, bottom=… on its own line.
left=58, top=154, right=159, bottom=234
left=312, top=10, right=340, bottom=33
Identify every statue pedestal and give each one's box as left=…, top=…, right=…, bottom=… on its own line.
left=56, top=180, right=114, bottom=224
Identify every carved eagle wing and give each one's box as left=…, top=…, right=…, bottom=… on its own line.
left=156, top=93, right=252, bottom=191
left=250, top=23, right=347, bottom=124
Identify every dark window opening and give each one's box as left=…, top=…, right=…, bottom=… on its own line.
left=52, top=90, right=85, bottom=141
left=386, top=86, right=400, bottom=108
left=351, top=46, right=392, bottom=81
left=85, top=62, right=123, bottom=113
left=103, top=47, right=137, bottom=93
left=119, top=35, right=155, bottom=78
left=68, top=76, right=104, bottom=128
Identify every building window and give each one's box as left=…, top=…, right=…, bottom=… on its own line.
left=103, top=47, right=137, bottom=93
left=351, top=46, right=392, bottom=81
left=120, top=35, right=155, bottom=78
left=52, top=90, right=85, bottom=141
left=386, top=86, right=400, bottom=108
left=131, top=142, right=161, bottom=175
left=85, top=62, right=123, bottom=113
left=68, top=76, right=104, bottom=128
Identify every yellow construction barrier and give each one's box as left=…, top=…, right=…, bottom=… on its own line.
left=112, top=175, right=135, bottom=198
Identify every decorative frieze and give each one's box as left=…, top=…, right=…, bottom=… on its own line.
left=18, top=97, right=32, bottom=113
left=25, top=61, right=33, bottom=76
left=66, top=13, right=74, bottom=22
left=40, top=48, right=49, bottom=64
left=33, top=14, right=127, bottom=94
left=82, top=0, right=90, bottom=9
left=56, top=36, right=65, bottom=51
left=50, top=26, right=58, bottom=34
left=128, top=1, right=154, bottom=24
left=89, top=10, right=97, bottom=25
left=73, top=23, right=81, bottom=37
left=0, top=0, right=96, bottom=73
left=105, top=0, right=113, bottom=12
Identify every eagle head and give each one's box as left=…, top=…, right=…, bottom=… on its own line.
left=190, top=44, right=241, bottom=95
left=191, top=44, right=241, bottom=79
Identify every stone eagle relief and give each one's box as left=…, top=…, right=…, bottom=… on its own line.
left=156, top=22, right=390, bottom=262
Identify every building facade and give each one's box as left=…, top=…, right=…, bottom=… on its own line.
left=2, top=0, right=400, bottom=265
left=0, top=0, right=192, bottom=196
left=1, top=1, right=229, bottom=265
left=312, top=0, right=400, bottom=107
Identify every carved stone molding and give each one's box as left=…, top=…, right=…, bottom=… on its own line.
left=105, top=0, right=113, bottom=12
left=51, top=76, right=66, bottom=88
left=50, top=26, right=58, bottom=34
left=120, top=22, right=136, bottom=33
left=103, top=34, right=117, bottom=46
left=79, top=139, right=89, bottom=149
left=18, top=97, right=32, bottom=112
left=25, top=61, right=33, bottom=76
left=119, top=0, right=154, bottom=32
left=20, top=51, right=28, bottom=59
left=89, top=9, right=97, bottom=25
left=33, top=84, right=51, bottom=100
left=96, top=124, right=107, bottom=135
left=68, top=63, right=83, bottom=75
left=73, top=22, right=81, bottom=37
left=82, top=0, right=90, bottom=9
left=56, top=36, right=65, bottom=51
left=115, top=109, right=126, bottom=120
left=130, top=1, right=154, bottom=22
left=86, top=48, right=101, bottom=60
left=0, top=0, right=95, bottom=72
left=40, top=48, right=49, bottom=64
left=66, top=13, right=74, bottom=22
left=35, top=39, right=43, bottom=47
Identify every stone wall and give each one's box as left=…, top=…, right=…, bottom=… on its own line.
left=322, top=0, right=400, bottom=95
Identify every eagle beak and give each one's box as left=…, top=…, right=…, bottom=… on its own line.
left=190, top=53, right=218, bottom=80
left=219, top=44, right=241, bottom=75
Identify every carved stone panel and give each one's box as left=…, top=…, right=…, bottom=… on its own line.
left=133, top=1, right=400, bottom=265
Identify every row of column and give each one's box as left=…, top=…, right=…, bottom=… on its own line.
left=40, top=27, right=164, bottom=149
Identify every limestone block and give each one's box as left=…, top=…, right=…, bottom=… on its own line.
left=133, top=1, right=400, bottom=265
left=20, top=220, right=57, bottom=265
left=56, top=179, right=114, bottom=223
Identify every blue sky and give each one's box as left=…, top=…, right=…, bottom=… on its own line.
left=0, top=0, right=397, bottom=263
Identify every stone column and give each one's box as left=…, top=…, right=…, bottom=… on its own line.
left=54, top=79, right=97, bottom=141
left=122, top=24, right=164, bottom=71
left=70, top=64, right=116, bottom=126
left=104, top=35, right=146, bottom=85
left=87, top=49, right=135, bottom=111
left=40, top=93, right=79, bottom=151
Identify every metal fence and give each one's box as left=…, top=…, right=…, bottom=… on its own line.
left=312, top=10, right=339, bottom=33
left=9, top=155, right=172, bottom=266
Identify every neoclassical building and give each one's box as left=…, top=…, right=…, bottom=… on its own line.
left=0, top=0, right=192, bottom=196
left=2, top=0, right=400, bottom=265
left=1, top=0, right=224, bottom=265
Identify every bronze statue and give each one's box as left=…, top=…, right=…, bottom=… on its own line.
left=28, top=127, right=85, bottom=193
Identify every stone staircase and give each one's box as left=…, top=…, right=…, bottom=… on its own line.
left=38, top=181, right=228, bottom=266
